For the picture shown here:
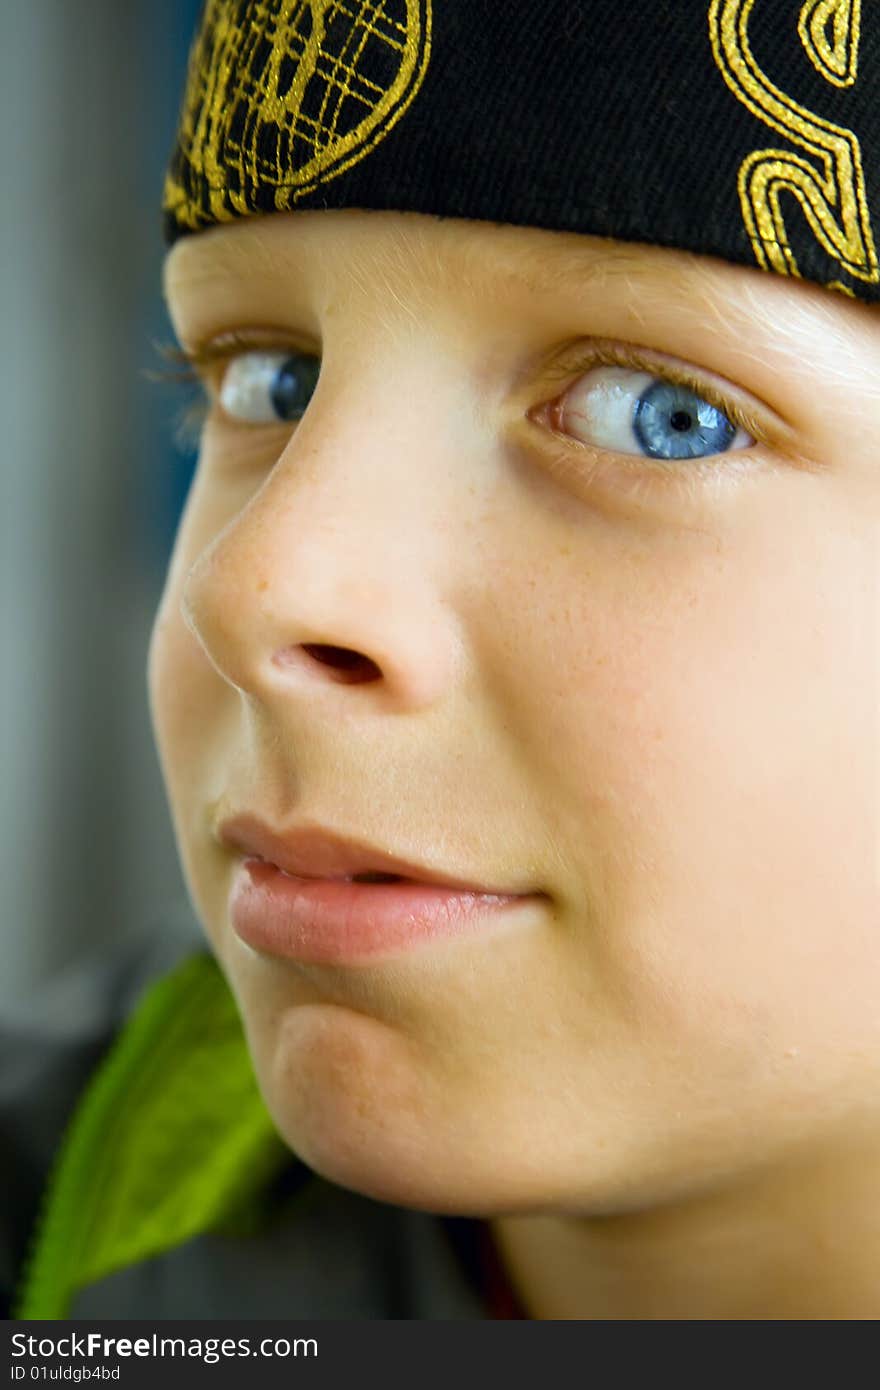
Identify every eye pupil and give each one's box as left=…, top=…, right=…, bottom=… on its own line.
left=670, top=410, right=693, bottom=433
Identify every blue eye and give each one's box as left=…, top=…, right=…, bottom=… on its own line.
left=558, top=365, right=755, bottom=461
left=218, top=351, right=321, bottom=423
left=633, top=380, right=737, bottom=460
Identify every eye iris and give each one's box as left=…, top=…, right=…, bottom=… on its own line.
left=269, top=356, right=320, bottom=421
left=633, top=381, right=736, bottom=460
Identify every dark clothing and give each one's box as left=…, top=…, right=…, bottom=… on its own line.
left=1, top=904, right=524, bottom=1320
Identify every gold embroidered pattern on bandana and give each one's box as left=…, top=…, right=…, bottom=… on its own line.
left=164, top=0, right=432, bottom=232
left=798, top=0, right=860, bottom=87
left=708, top=0, right=877, bottom=291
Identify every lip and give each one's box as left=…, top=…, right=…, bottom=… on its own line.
left=216, top=813, right=529, bottom=893
left=228, top=856, right=537, bottom=964
left=216, top=813, right=543, bottom=964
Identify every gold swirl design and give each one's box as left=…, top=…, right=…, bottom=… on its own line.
left=708, top=0, right=877, bottom=289
left=798, top=0, right=860, bottom=87
left=165, top=0, right=432, bottom=231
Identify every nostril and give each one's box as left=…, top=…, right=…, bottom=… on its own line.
left=300, top=643, right=381, bottom=684
left=303, top=644, right=364, bottom=670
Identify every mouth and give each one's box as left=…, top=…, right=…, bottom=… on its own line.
left=218, top=814, right=548, bottom=964
left=229, top=855, right=540, bottom=964
left=217, top=813, right=533, bottom=896
left=347, top=871, right=405, bottom=884
left=274, top=864, right=413, bottom=885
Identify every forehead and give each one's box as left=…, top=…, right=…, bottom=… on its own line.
left=164, top=209, right=743, bottom=305
left=163, top=210, right=870, bottom=383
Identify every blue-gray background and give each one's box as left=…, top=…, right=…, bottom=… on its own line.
left=0, top=1, right=206, bottom=1010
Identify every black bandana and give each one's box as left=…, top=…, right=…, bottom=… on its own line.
left=163, top=1, right=880, bottom=303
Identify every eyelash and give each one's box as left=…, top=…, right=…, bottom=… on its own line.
left=148, top=335, right=272, bottom=453
left=149, top=336, right=768, bottom=498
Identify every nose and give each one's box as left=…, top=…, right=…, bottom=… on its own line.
left=180, top=366, right=468, bottom=711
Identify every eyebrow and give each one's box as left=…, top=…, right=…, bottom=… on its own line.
left=500, top=242, right=716, bottom=305
left=514, top=251, right=647, bottom=298
left=166, top=218, right=824, bottom=368
left=164, top=227, right=298, bottom=297
left=164, top=221, right=684, bottom=305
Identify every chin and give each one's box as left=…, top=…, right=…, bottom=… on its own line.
left=243, top=998, right=536, bottom=1215
left=250, top=999, right=480, bottom=1213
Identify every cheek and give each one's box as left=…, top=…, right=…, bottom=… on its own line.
left=501, top=479, right=880, bottom=1065
left=147, top=467, right=235, bottom=775
left=148, top=582, right=218, bottom=775
left=148, top=570, right=239, bottom=954
left=146, top=481, right=240, bottom=910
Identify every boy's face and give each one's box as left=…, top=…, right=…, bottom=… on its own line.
left=151, top=209, right=880, bottom=1215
